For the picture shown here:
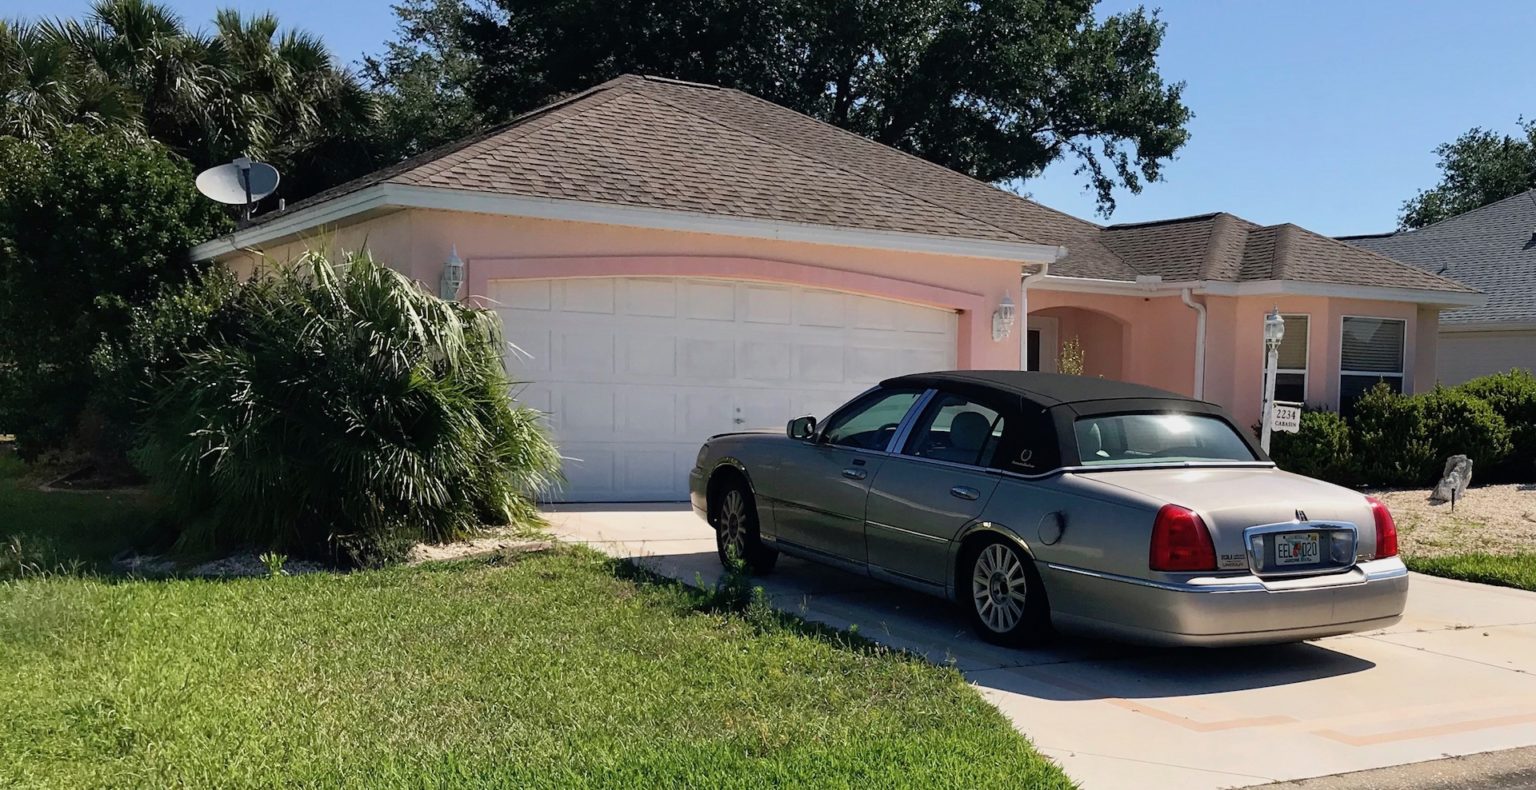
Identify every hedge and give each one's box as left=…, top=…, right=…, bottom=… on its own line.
left=1269, top=376, right=1520, bottom=488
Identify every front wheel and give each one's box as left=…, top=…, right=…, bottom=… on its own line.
left=714, top=484, right=778, bottom=574
left=962, top=539, right=1051, bottom=647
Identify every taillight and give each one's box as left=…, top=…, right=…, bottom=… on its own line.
left=1149, top=504, right=1217, bottom=572
left=1366, top=496, right=1398, bottom=559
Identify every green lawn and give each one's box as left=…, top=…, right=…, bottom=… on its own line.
left=0, top=469, right=1070, bottom=789
left=1407, top=553, right=1536, bottom=592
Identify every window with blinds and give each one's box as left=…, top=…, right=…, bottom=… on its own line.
left=1273, top=314, right=1308, bottom=403
left=1340, top=316, right=1406, bottom=412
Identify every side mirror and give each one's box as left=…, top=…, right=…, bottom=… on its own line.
left=787, top=415, right=817, bottom=441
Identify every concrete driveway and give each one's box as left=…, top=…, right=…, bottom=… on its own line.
left=545, top=504, right=1536, bottom=790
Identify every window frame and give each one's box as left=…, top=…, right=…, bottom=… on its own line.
left=1271, top=312, right=1310, bottom=403
left=1337, top=315, right=1407, bottom=402
left=816, top=386, right=928, bottom=452
left=898, top=390, right=1008, bottom=469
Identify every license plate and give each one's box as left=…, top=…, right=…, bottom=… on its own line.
left=1276, top=532, right=1320, bottom=566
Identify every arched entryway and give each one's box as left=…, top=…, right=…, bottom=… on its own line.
left=1030, top=306, right=1128, bottom=380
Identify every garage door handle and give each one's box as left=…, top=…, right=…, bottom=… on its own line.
left=841, top=468, right=867, bottom=481
left=950, top=486, right=980, bottom=501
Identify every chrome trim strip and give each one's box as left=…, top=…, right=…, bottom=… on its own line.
left=866, top=519, right=949, bottom=544
left=1045, top=563, right=1266, bottom=593
left=1243, top=520, right=1358, bottom=578
left=1044, top=560, right=1407, bottom=594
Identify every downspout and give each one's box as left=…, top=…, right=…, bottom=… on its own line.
left=1180, top=288, right=1207, bottom=399
left=1019, top=257, right=1055, bottom=370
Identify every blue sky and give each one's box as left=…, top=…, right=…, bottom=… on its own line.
left=13, top=0, right=1536, bottom=235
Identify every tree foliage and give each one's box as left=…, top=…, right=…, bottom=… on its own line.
left=0, top=0, right=378, bottom=203
left=0, top=131, right=229, bottom=457
left=370, top=0, right=1190, bottom=215
left=1399, top=120, right=1536, bottom=229
left=133, top=250, right=561, bottom=563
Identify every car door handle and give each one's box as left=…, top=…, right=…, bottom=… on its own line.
left=950, top=486, right=980, bottom=501
left=841, top=468, right=868, bottom=481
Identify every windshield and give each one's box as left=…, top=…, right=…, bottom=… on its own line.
left=1073, top=413, right=1256, bottom=466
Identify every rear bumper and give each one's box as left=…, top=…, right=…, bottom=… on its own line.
left=1042, top=559, right=1409, bottom=647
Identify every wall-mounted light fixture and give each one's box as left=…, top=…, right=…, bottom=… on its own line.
left=440, top=245, right=465, bottom=301
left=992, top=294, right=1017, bottom=341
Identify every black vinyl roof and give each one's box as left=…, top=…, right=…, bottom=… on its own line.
left=882, top=370, right=1194, bottom=407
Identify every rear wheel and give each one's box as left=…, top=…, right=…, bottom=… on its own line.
left=713, top=483, right=778, bottom=574
left=962, top=538, right=1051, bottom=647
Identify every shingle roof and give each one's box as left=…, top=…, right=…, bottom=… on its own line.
left=1056, top=212, right=1475, bottom=294
left=251, top=74, right=1472, bottom=298
left=261, top=75, right=1049, bottom=246
left=1344, top=190, right=1536, bottom=324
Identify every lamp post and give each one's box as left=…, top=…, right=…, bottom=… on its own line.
left=1260, top=307, right=1286, bottom=453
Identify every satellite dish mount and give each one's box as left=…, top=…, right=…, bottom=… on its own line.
left=196, top=158, right=281, bottom=223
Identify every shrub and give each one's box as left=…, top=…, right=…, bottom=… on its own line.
left=133, top=249, right=561, bottom=565
left=1268, top=409, right=1356, bottom=484
left=1457, top=369, right=1536, bottom=481
left=1350, top=384, right=1434, bottom=487
left=0, top=131, right=229, bottom=459
left=1351, top=383, right=1511, bottom=487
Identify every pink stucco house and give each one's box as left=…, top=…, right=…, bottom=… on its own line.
left=192, top=75, right=1480, bottom=501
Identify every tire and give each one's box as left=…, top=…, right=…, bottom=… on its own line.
left=961, top=538, right=1051, bottom=647
left=713, top=482, right=778, bottom=574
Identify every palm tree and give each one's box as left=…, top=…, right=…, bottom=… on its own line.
left=0, top=18, right=139, bottom=137
left=1, top=1, right=379, bottom=201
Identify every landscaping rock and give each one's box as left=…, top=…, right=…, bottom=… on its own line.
left=1428, top=454, right=1473, bottom=505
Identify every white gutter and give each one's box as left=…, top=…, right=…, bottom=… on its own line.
left=1029, top=273, right=1485, bottom=309
left=1180, top=288, right=1207, bottom=398
left=1017, top=252, right=1062, bottom=370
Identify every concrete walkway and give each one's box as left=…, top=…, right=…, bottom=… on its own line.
left=545, top=504, right=1536, bottom=790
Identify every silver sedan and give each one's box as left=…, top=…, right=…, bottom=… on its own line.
left=689, top=370, right=1407, bottom=647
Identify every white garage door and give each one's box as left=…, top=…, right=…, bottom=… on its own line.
left=492, top=276, right=958, bottom=502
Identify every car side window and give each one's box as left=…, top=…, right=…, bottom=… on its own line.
left=901, top=393, right=1005, bottom=467
left=821, top=389, right=922, bottom=450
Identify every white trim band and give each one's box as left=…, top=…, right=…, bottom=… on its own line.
left=190, top=183, right=1065, bottom=264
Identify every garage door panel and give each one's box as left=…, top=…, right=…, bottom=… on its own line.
left=556, top=333, right=616, bottom=376
left=743, top=285, right=794, bottom=324
left=622, top=278, right=677, bottom=317
left=686, top=282, right=736, bottom=321
left=681, top=338, right=736, bottom=380
left=560, top=279, right=616, bottom=313
left=623, top=336, right=677, bottom=377
left=741, top=340, right=792, bottom=381
left=495, top=276, right=957, bottom=502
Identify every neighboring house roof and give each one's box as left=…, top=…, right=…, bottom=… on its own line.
left=1053, top=212, right=1477, bottom=295
left=1342, top=190, right=1536, bottom=325
left=199, top=74, right=1477, bottom=304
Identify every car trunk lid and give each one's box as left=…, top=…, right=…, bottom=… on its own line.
left=1076, top=465, right=1375, bottom=575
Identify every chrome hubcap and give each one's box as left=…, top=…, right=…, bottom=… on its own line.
left=718, top=490, right=747, bottom=560
left=972, top=544, right=1027, bottom=633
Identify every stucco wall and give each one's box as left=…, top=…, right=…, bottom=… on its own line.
left=214, top=208, right=1028, bottom=370
left=1030, top=288, right=1437, bottom=427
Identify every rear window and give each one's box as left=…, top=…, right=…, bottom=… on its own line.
left=1073, top=413, right=1256, bottom=466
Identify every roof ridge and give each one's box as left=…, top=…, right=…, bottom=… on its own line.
left=1199, top=212, right=1248, bottom=280
left=1105, top=212, right=1224, bottom=230
left=628, top=82, right=1043, bottom=244
left=715, top=84, right=1104, bottom=235
left=1269, top=223, right=1300, bottom=281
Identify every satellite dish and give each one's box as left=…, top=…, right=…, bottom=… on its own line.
left=196, top=158, right=280, bottom=207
